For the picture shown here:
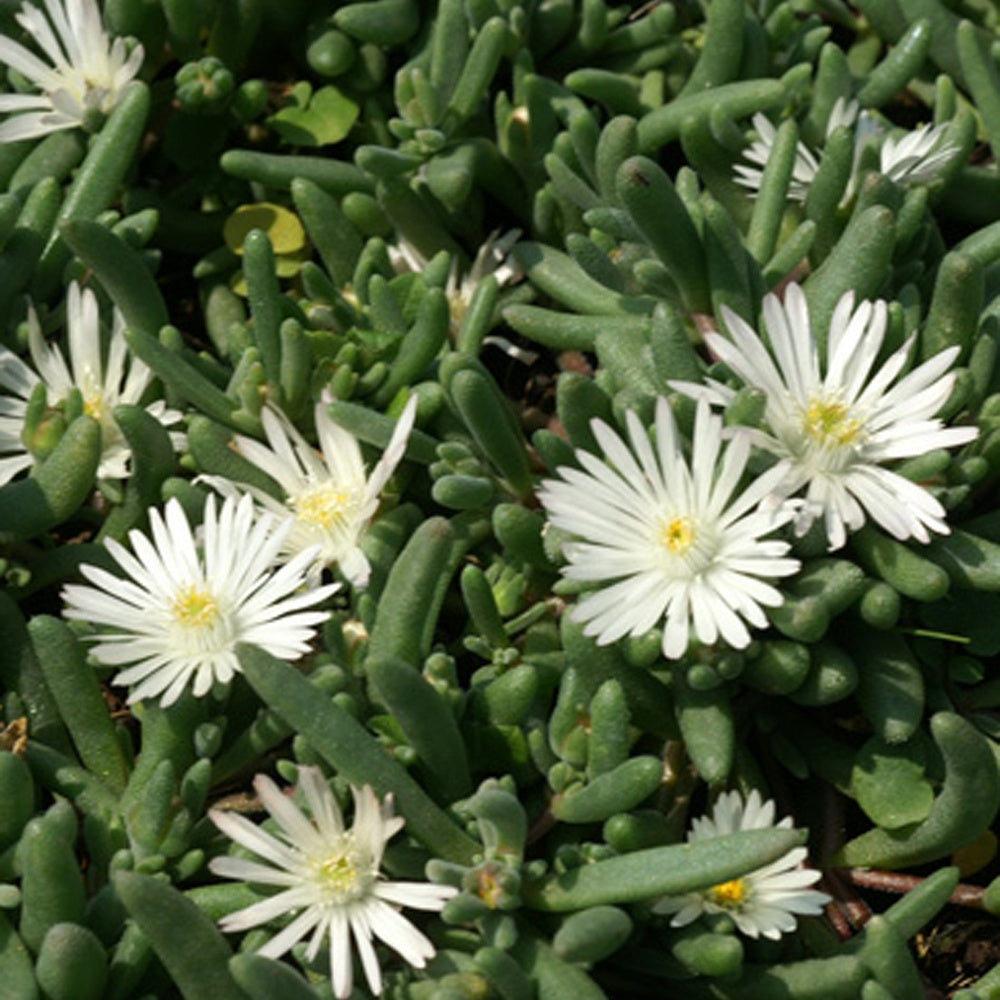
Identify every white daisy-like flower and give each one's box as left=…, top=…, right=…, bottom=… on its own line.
left=200, top=396, right=417, bottom=589
left=61, top=494, right=338, bottom=706
left=734, top=98, right=858, bottom=202
left=538, top=397, right=801, bottom=659
left=25, top=282, right=183, bottom=479
left=734, top=114, right=822, bottom=203
left=0, top=0, right=144, bottom=142
left=735, top=99, right=957, bottom=202
left=0, top=282, right=183, bottom=484
left=209, top=767, right=457, bottom=999
left=877, top=120, right=957, bottom=186
left=653, top=790, right=830, bottom=940
left=676, top=284, right=978, bottom=550
left=0, top=348, right=40, bottom=488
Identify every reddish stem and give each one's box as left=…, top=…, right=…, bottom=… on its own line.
left=846, top=868, right=986, bottom=910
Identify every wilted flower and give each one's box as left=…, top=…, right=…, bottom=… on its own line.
left=0, top=0, right=144, bottom=142
left=62, top=494, right=337, bottom=706
left=209, top=768, right=457, bottom=999
left=445, top=228, right=523, bottom=334
left=539, top=397, right=800, bottom=659
left=389, top=229, right=522, bottom=337
left=653, top=790, right=830, bottom=940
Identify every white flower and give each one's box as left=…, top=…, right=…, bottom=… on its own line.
left=678, top=284, right=978, bottom=550
left=61, top=494, right=337, bottom=706
left=733, top=113, right=822, bottom=203
left=209, top=768, right=457, bottom=999
left=734, top=99, right=957, bottom=202
left=877, top=120, right=957, bottom=186
left=734, top=99, right=858, bottom=203
left=0, top=348, right=40, bottom=488
left=538, top=397, right=800, bottom=659
left=29, top=282, right=183, bottom=478
left=0, top=0, right=144, bottom=142
left=0, top=282, right=183, bottom=484
left=200, top=396, right=417, bottom=589
left=653, top=790, right=830, bottom=940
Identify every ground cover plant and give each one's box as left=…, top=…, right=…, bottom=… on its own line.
left=3, top=0, right=1000, bottom=997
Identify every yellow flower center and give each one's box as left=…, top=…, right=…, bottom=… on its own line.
left=83, top=391, right=105, bottom=420
left=477, top=866, right=504, bottom=909
left=313, top=838, right=373, bottom=902
left=803, top=398, right=864, bottom=446
left=659, top=515, right=695, bottom=554
left=171, top=585, right=220, bottom=628
left=707, top=877, right=748, bottom=909
left=448, top=296, right=468, bottom=334
left=318, top=850, right=360, bottom=892
left=292, top=484, right=352, bottom=529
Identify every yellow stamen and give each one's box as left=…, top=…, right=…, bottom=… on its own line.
left=448, top=296, right=468, bottom=332
left=318, top=850, right=360, bottom=893
left=293, top=485, right=351, bottom=528
left=477, top=868, right=503, bottom=909
left=708, top=878, right=748, bottom=908
left=803, top=398, right=864, bottom=446
left=660, top=515, right=695, bottom=554
left=171, top=585, right=220, bottom=628
left=83, top=392, right=105, bottom=420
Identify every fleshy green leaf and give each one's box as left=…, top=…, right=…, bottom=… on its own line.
left=268, top=86, right=359, bottom=146
left=852, top=735, right=935, bottom=830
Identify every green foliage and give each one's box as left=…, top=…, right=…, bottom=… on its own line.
left=1, top=0, right=1000, bottom=996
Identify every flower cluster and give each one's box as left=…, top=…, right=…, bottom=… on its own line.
left=735, top=99, right=957, bottom=203
left=541, top=283, right=976, bottom=659
left=0, top=0, right=989, bottom=992
left=61, top=391, right=416, bottom=705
